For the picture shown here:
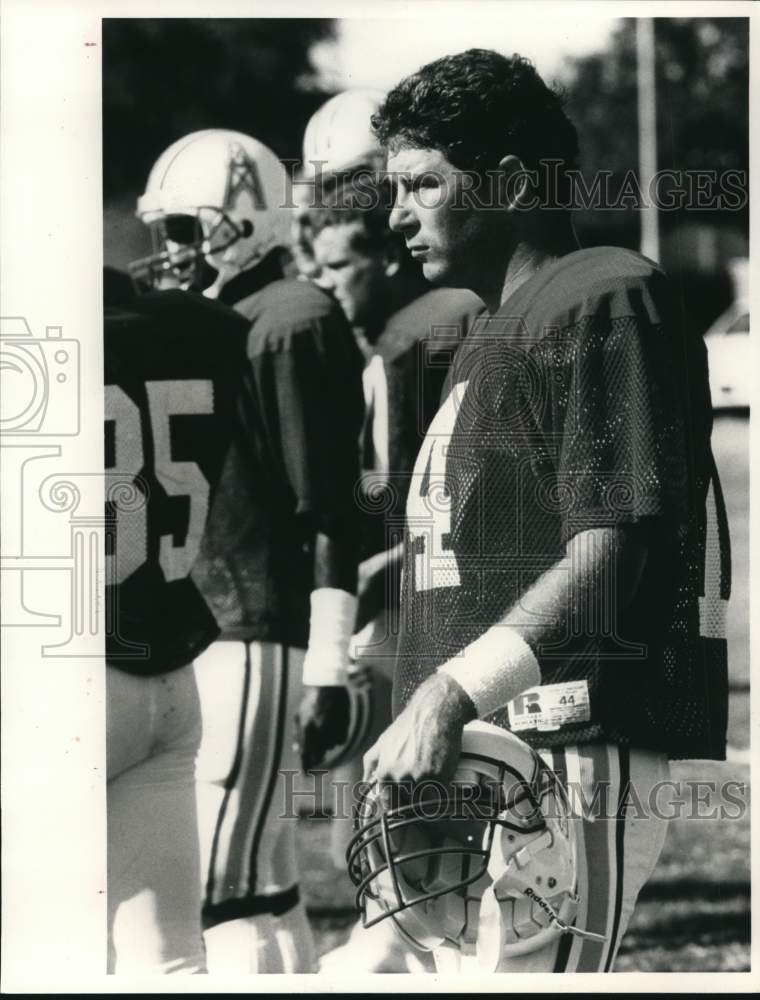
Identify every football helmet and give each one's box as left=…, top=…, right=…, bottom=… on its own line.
left=301, top=89, right=386, bottom=182
left=346, top=721, right=604, bottom=970
left=317, top=662, right=380, bottom=770
left=292, top=90, right=387, bottom=281
left=130, top=129, right=291, bottom=296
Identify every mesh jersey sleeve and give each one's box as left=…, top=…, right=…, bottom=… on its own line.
left=537, top=292, right=691, bottom=544
left=249, top=316, right=364, bottom=529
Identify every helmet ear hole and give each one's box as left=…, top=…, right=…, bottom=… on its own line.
left=240, top=219, right=254, bottom=238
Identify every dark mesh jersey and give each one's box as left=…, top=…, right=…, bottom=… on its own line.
left=192, top=273, right=365, bottom=647
left=104, top=290, right=252, bottom=675
left=359, top=287, right=485, bottom=561
left=395, top=247, right=730, bottom=761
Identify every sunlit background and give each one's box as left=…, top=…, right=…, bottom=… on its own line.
left=103, top=16, right=750, bottom=972
left=309, top=15, right=619, bottom=88
left=103, top=16, right=748, bottom=336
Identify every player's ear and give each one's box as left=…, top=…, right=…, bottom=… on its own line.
left=497, top=154, right=533, bottom=213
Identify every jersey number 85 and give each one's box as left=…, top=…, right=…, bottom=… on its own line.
left=105, top=378, right=213, bottom=585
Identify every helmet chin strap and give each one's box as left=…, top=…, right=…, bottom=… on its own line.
left=476, top=881, right=606, bottom=972
left=532, top=891, right=607, bottom=944
left=477, top=826, right=606, bottom=967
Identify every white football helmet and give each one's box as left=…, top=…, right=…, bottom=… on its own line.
left=130, top=129, right=291, bottom=296
left=292, top=90, right=388, bottom=281
left=301, top=89, right=387, bottom=182
left=346, top=721, right=604, bottom=970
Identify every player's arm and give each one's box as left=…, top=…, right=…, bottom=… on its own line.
left=353, top=540, right=404, bottom=634
left=277, top=308, right=364, bottom=769
left=359, top=541, right=404, bottom=591
left=296, top=528, right=361, bottom=771
left=363, top=523, right=648, bottom=784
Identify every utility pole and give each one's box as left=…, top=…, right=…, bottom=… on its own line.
left=637, top=17, right=660, bottom=262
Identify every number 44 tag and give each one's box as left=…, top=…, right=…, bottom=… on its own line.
left=507, top=681, right=591, bottom=733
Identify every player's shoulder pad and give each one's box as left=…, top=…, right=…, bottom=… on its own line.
left=129, top=288, right=249, bottom=336
left=520, top=246, right=674, bottom=337
left=239, top=277, right=351, bottom=358
left=105, top=289, right=249, bottom=376
left=378, top=287, right=486, bottom=363
left=104, top=266, right=137, bottom=308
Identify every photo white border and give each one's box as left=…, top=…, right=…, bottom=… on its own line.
left=1, top=0, right=756, bottom=992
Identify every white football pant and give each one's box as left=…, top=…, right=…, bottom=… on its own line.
left=107, top=663, right=206, bottom=974
left=434, top=743, right=671, bottom=973
left=194, top=640, right=315, bottom=974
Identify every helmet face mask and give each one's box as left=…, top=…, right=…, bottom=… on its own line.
left=346, top=722, right=603, bottom=969
left=131, top=214, right=214, bottom=292
left=348, top=753, right=546, bottom=924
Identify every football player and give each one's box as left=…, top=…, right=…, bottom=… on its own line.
left=299, top=90, right=484, bottom=685
left=131, top=130, right=365, bottom=973
left=359, top=49, right=730, bottom=972
left=105, top=280, right=252, bottom=973
left=291, top=89, right=388, bottom=285
left=297, top=90, right=484, bottom=972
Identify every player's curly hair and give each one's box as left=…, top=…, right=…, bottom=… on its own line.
left=372, top=49, right=579, bottom=199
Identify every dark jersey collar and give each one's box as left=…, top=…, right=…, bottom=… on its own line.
left=218, top=250, right=286, bottom=307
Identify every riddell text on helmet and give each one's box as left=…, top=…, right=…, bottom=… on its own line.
left=523, top=886, right=565, bottom=930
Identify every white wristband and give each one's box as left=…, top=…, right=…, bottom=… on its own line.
left=437, top=626, right=541, bottom=719
left=302, top=588, right=358, bottom=686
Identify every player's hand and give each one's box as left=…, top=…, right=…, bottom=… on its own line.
left=362, top=673, right=476, bottom=786
left=295, top=684, right=351, bottom=772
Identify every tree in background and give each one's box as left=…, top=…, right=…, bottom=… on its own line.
left=103, top=16, right=748, bottom=332
left=561, top=17, right=748, bottom=330
left=103, top=18, right=337, bottom=200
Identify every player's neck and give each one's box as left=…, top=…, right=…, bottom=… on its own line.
left=217, top=250, right=285, bottom=306
left=491, top=225, right=580, bottom=313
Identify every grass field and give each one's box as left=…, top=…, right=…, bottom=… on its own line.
left=299, top=413, right=751, bottom=974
